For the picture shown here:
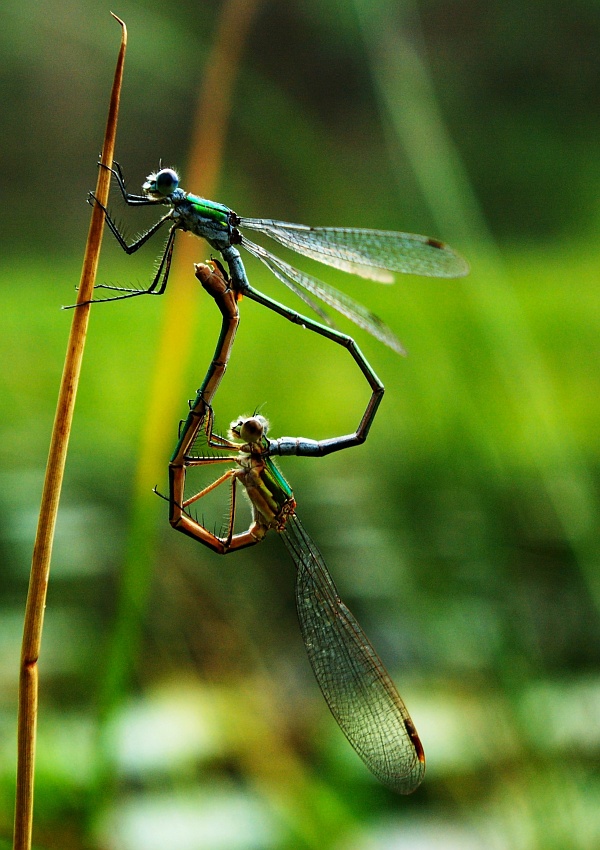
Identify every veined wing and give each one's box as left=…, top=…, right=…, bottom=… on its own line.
left=239, top=218, right=469, bottom=282
left=282, top=514, right=425, bottom=794
left=241, top=237, right=334, bottom=327
left=241, top=236, right=405, bottom=354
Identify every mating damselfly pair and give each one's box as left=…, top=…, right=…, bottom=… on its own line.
left=169, top=260, right=425, bottom=794
left=86, top=162, right=468, bottom=793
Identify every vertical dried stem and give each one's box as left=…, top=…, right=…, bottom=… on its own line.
left=12, top=17, right=127, bottom=850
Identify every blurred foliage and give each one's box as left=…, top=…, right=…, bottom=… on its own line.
left=1, top=1, right=600, bottom=849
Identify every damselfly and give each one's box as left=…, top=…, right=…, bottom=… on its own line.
left=81, top=163, right=468, bottom=354
left=171, top=406, right=425, bottom=793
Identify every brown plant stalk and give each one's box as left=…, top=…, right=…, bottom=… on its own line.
left=12, top=16, right=127, bottom=850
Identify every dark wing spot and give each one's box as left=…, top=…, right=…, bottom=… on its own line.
left=426, top=237, right=445, bottom=250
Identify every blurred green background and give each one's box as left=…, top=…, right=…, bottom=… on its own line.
left=1, top=0, right=600, bottom=848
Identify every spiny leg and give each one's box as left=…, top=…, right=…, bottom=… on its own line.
left=88, top=191, right=173, bottom=254
left=224, top=472, right=238, bottom=547
left=173, top=456, right=260, bottom=553
left=184, top=406, right=241, bottom=464
left=182, top=467, right=237, bottom=510
left=98, top=222, right=178, bottom=297
left=63, top=160, right=180, bottom=307
left=99, top=160, right=164, bottom=206
left=177, top=405, right=245, bottom=540
left=197, top=405, right=240, bottom=452
left=68, top=222, right=179, bottom=307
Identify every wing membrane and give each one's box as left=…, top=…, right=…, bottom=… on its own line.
left=282, top=514, right=425, bottom=794
left=239, top=218, right=469, bottom=281
left=241, top=236, right=405, bottom=354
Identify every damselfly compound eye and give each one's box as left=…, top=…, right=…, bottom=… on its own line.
left=155, top=168, right=179, bottom=195
left=230, top=416, right=268, bottom=444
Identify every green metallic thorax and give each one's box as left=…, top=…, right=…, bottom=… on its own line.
left=170, top=191, right=234, bottom=252
left=186, top=193, right=230, bottom=226
left=239, top=437, right=295, bottom=531
left=262, top=453, right=294, bottom=507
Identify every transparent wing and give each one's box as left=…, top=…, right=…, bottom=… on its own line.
left=282, top=514, right=425, bottom=794
left=241, top=236, right=405, bottom=354
left=242, top=238, right=334, bottom=327
left=239, top=218, right=469, bottom=281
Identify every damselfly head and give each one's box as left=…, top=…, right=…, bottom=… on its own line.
left=229, top=414, right=269, bottom=444
left=143, top=167, right=180, bottom=198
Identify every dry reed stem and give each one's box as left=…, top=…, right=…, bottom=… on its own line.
left=12, top=17, right=127, bottom=850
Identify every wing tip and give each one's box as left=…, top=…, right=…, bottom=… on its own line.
left=421, top=237, right=470, bottom=278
